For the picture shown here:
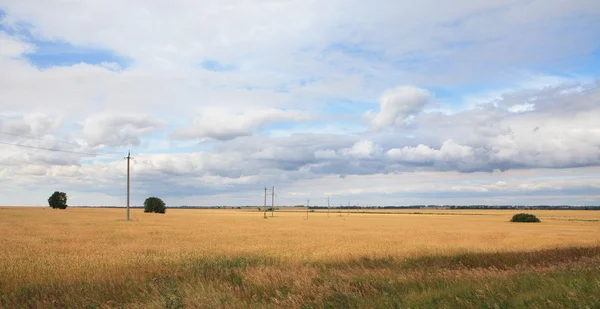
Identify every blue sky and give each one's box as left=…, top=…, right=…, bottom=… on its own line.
left=0, top=18, right=128, bottom=70
left=0, top=1, right=600, bottom=206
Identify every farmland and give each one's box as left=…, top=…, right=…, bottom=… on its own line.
left=0, top=207, right=599, bottom=308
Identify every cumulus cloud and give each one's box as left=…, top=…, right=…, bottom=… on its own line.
left=365, top=85, right=432, bottom=130
left=383, top=82, right=600, bottom=172
left=1, top=1, right=599, bottom=205
left=341, top=140, right=381, bottom=159
left=2, top=80, right=600, bottom=206
left=0, top=31, right=35, bottom=58
left=387, top=140, right=474, bottom=164
left=507, top=103, right=535, bottom=113
left=3, top=82, right=600, bottom=205
left=0, top=113, right=60, bottom=136
left=171, top=108, right=312, bottom=141
left=82, top=114, right=166, bottom=147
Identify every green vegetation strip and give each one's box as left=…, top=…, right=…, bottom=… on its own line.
left=1, top=247, right=599, bottom=308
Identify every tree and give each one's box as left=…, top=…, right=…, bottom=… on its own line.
left=48, top=191, right=68, bottom=209
left=144, top=197, right=166, bottom=214
left=510, top=213, right=541, bottom=223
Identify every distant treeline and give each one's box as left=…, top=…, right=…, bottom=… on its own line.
left=309, top=205, right=600, bottom=210
left=74, top=205, right=600, bottom=210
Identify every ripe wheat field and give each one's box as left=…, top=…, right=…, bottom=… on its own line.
left=0, top=207, right=599, bottom=308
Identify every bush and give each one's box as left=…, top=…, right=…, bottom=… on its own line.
left=511, top=213, right=540, bottom=223
left=48, top=191, right=68, bottom=209
left=144, top=197, right=166, bottom=214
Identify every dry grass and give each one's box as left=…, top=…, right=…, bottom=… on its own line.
left=0, top=207, right=599, bottom=308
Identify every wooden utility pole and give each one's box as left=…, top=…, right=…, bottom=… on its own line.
left=125, top=151, right=132, bottom=221
left=264, top=187, right=267, bottom=219
left=271, top=186, right=275, bottom=217
left=306, top=199, right=309, bottom=220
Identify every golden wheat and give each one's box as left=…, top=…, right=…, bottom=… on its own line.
left=1, top=207, right=599, bottom=308
left=0, top=207, right=598, bottom=286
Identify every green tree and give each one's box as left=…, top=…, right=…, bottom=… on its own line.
left=510, top=213, right=541, bottom=222
left=48, top=191, right=68, bottom=209
left=144, top=197, right=166, bottom=214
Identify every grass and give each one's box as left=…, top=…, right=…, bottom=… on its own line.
left=0, top=207, right=599, bottom=308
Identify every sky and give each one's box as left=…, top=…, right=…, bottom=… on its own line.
left=1, top=0, right=600, bottom=207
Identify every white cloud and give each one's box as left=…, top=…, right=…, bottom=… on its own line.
left=387, top=144, right=438, bottom=163
left=0, top=1, right=599, bottom=205
left=314, top=149, right=339, bottom=160
left=365, top=86, right=432, bottom=130
left=387, top=140, right=474, bottom=164
left=82, top=114, right=166, bottom=147
left=0, top=31, right=34, bottom=58
left=507, top=103, right=535, bottom=113
left=0, top=113, right=61, bottom=136
left=342, top=140, right=381, bottom=159
left=171, top=108, right=312, bottom=141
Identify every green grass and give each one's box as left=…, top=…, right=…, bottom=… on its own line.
left=1, top=247, right=599, bottom=308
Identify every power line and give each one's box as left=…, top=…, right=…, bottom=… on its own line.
left=0, top=131, right=83, bottom=147
left=0, top=141, right=97, bottom=156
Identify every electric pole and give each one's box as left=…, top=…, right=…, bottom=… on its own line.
left=327, top=196, right=330, bottom=218
left=264, top=187, right=267, bottom=219
left=125, top=151, right=133, bottom=221
left=271, top=186, right=275, bottom=217
left=306, top=199, right=309, bottom=220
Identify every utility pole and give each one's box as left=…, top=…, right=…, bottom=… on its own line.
left=271, top=186, right=275, bottom=217
left=263, top=187, right=267, bottom=219
left=327, top=196, right=330, bottom=218
left=306, top=199, right=310, bottom=220
left=125, top=151, right=132, bottom=221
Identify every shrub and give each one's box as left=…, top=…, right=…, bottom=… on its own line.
left=144, top=197, right=166, bottom=214
left=511, top=213, right=540, bottom=223
left=48, top=191, right=68, bottom=209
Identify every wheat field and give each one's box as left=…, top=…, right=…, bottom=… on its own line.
left=1, top=207, right=599, bottom=308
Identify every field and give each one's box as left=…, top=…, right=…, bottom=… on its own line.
left=0, top=207, right=599, bottom=308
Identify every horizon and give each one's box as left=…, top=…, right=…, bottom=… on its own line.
left=4, top=204, right=600, bottom=209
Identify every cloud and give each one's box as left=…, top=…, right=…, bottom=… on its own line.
left=3, top=81, right=600, bottom=205
left=0, top=113, right=61, bottom=136
left=82, top=114, right=166, bottom=147
left=365, top=85, right=432, bottom=130
left=387, top=140, right=474, bottom=164
left=2, top=79, right=600, bottom=206
left=0, top=1, right=599, bottom=206
left=507, top=103, right=535, bottom=113
left=0, top=31, right=34, bottom=57
left=341, top=140, right=381, bottom=159
left=171, top=108, right=312, bottom=141
left=382, top=82, right=600, bottom=172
